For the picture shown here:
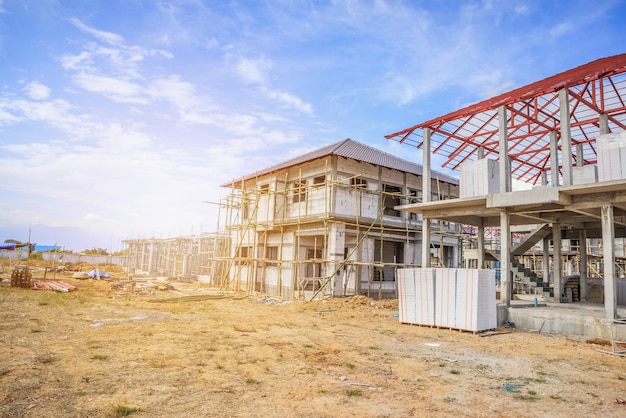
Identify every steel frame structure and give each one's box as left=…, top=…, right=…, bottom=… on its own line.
left=386, top=54, right=626, bottom=184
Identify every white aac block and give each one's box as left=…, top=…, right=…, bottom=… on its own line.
left=397, top=268, right=415, bottom=324
left=597, top=132, right=626, bottom=181
left=397, top=268, right=436, bottom=326
left=455, top=269, right=497, bottom=332
left=459, top=159, right=499, bottom=198
left=435, top=268, right=457, bottom=328
left=572, top=165, right=598, bottom=185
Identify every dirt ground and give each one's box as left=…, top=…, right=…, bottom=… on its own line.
left=1, top=262, right=626, bottom=417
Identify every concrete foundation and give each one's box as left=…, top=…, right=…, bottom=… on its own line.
left=501, top=301, right=626, bottom=341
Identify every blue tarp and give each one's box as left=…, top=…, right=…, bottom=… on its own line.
left=0, top=244, right=17, bottom=250
left=17, top=245, right=61, bottom=252
left=88, top=269, right=111, bottom=279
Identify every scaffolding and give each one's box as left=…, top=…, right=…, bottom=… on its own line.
left=123, top=143, right=472, bottom=299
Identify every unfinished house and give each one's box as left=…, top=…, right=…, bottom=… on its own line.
left=124, top=233, right=229, bottom=280
left=387, top=54, right=626, bottom=340
left=219, top=139, right=460, bottom=299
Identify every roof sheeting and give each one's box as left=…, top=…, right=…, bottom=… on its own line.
left=386, top=54, right=626, bottom=184
left=223, top=138, right=458, bottom=187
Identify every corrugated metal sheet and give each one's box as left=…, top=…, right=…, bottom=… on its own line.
left=223, top=138, right=458, bottom=186
left=32, top=280, right=77, bottom=292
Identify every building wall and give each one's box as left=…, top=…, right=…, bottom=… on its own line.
left=228, top=157, right=460, bottom=299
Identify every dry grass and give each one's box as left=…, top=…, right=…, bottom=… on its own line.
left=1, top=265, right=625, bottom=417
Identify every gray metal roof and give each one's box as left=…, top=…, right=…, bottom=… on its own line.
left=223, top=138, right=458, bottom=187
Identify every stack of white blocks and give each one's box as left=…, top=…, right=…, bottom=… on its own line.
left=459, top=159, right=500, bottom=198
left=597, top=130, right=626, bottom=182
left=397, top=268, right=436, bottom=326
left=397, top=268, right=497, bottom=332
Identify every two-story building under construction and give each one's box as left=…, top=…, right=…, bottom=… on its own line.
left=219, top=138, right=460, bottom=299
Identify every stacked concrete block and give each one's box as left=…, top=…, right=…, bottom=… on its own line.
left=572, top=165, right=598, bottom=185
left=397, top=267, right=496, bottom=332
left=397, top=268, right=436, bottom=325
left=455, top=269, right=497, bottom=332
left=435, top=268, right=456, bottom=328
left=460, top=159, right=500, bottom=198
left=597, top=131, right=626, bottom=182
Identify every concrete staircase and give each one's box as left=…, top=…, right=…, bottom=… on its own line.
left=511, top=257, right=553, bottom=298
left=486, top=249, right=553, bottom=299
left=512, top=224, right=552, bottom=256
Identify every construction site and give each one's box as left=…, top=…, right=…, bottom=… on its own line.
left=4, top=55, right=626, bottom=418
left=123, top=54, right=626, bottom=344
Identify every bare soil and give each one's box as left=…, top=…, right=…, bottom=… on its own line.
left=1, top=262, right=626, bottom=417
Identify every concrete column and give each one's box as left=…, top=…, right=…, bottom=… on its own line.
left=421, top=127, right=432, bottom=268
left=477, top=146, right=485, bottom=160
left=477, top=223, right=485, bottom=269
left=422, top=128, right=431, bottom=203
left=329, top=222, right=346, bottom=297
left=553, top=223, right=562, bottom=303
left=542, top=236, right=551, bottom=287
left=498, top=106, right=511, bottom=193
left=599, top=113, right=609, bottom=135
left=601, top=205, right=617, bottom=320
left=540, top=171, right=548, bottom=186
left=499, top=211, right=511, bottom=306
left=422, top=219, right=431, bottom=268
left=550, top=131, right=559, bottom=187
left=576, top=143, right=584, bottom=167
left=559, top=89, right=573, bottom=186
left=147, top=240, right=154, bottom=275
left=579, top=229, right=588, bottom=302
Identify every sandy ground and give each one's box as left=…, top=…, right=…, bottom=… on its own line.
left=1, top=263, right=626, bottom=417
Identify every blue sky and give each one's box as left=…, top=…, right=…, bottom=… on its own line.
left=1, top=0, right=625, bottom=252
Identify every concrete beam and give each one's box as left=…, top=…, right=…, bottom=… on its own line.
left=601, top=205, right=617, bottom=320
left=550, top=130, right=559, bottom=187
left=498, top=106, right=512, bottom=193
left=560, top=89, right=573, bottom=186
left=552, top=223, right=562, bottom=303
left=422, top=218, right=431, bottom=268
left=500, top=211, right=511, bottom=307
left=422, top=128, right=431, bottom=203
left=579, top=229, right=588, bottom=302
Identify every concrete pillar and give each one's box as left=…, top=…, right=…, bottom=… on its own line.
left=540, top=171, right=548, bottom=186
left=422, top=128, right=431, bottom=203
left=329, top=222, right=346, bottom=297
left=499, top=211, right=511, bottom=306
left=559, top=89, right=573, bottom=186
left=576, top=143, right=584, bottom=167
left=579, top=229, right=588, bottom=302
left=542, top=236, right=551, bottom=286
left=601, top=205, right=617, bottom=320
left=550, top=131, right=559, bottom=187
left=477, top=223, right=485, bottom=269
left=477, top=146, right=485, bottom=160
left=599, top=113, right=609, bottom=135
left=422, top=128, right=432, bottom=268
left=147, top=240, right=154, bottom=275
left=498, top=106, right=511, bottom=193
left=553, top=223, right=562, bottom=303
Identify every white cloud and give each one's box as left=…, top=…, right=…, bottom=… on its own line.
left=262, top=88, right=313, bottom=114
left=149, top=75, right=199, bottom=110
left=23, top=81, right=51, bottom=100
left=69, top=17, right=124, bottom=46
left=236, top=55, right=271, bottom=84
left=550, top=22, right=572, bottom=38
left=0, top=109, right=19, bottom=124
left=73, top=73, right=146, bottom=103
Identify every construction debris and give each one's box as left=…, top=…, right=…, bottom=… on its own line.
left=10, top=265, right=32, bottom=288
left=32, top=281, right=77, bottom=292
